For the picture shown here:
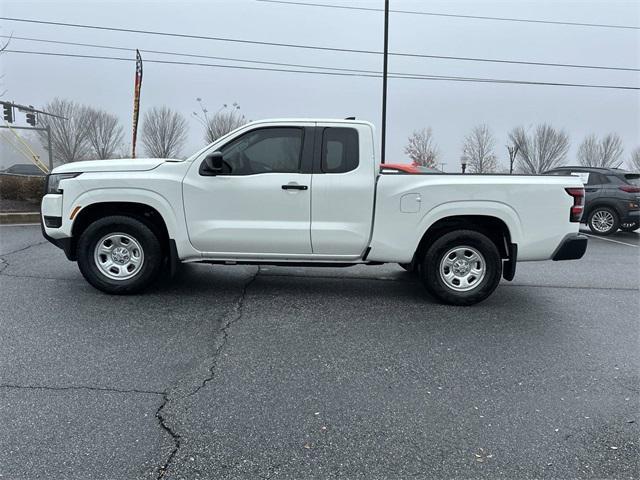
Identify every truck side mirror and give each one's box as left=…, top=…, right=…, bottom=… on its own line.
left=203, top=151, right=224, bottom=174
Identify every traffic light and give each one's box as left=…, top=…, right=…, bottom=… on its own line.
left=3, top=103, right=13, bottom=123
left=26, top=112, right=36, bottom=126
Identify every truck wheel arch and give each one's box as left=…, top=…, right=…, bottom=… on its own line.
left=70, top=202, right=172, bottom=261
left=414, top=215, right=515, bottom=263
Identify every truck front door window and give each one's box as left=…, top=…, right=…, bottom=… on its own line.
left=220, top=128, right=303, bottom=175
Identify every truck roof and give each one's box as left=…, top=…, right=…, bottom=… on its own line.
left=245, top=118, right=375, bottom=127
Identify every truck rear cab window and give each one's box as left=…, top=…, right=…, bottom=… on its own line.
left=321, top=128, right=359, bottom=173
left=220, top=127, right=303, bottom=175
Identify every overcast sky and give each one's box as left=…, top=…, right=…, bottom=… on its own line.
left=1, top=0, right=639, bottom=170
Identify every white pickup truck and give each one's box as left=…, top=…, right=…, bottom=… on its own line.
left=41, top=118, right=587, bottom=305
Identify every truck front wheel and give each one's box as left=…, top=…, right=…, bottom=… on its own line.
left=420, top=230, right=502, bottom=306
left=77, top=215, right=164, bottom=294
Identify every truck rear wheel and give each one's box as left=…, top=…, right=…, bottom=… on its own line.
left=420, top=230, right=502, bottom=306
left=77, top=215, right=164, bottom=294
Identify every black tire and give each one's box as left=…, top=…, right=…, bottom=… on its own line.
left=620, top=221, right=639, bottom=233
left=420, top=230, right=502, bottom=306
left=77, top=215, right=164, bottom=294
left=587, top=207, right=619, bottom=236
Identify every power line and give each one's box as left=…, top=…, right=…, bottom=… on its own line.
left=5, top=49, right=639, bottom=91
left=1, top=27, right=638, bottom=73
left=390, top=51, right=640, bottom=72
left=0, top=16, right=380, bottom=55
left=0, top=35, right=380, bottom=75
left=256, top=0, right=640, bottom=30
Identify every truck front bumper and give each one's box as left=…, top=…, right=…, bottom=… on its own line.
left=41, top=215, right=76, bottom=261
left=552, top=234, right=588, bottom=261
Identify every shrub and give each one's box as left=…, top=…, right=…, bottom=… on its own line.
left=0, top=174, right=46, bottom=202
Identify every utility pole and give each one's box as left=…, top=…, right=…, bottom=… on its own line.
left=440, top=162, right=447, bottom=172
left=380, top=0, right=389, bottom=164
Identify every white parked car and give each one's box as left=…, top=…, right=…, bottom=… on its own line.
left=41, top=119, right=587, bottom=305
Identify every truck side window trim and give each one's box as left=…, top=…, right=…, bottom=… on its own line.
left=200, top=126, right=312, bottom=176
left=319, top=127, right=359, bottom=174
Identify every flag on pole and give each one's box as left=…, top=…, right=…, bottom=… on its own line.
left=131, top=49, right=143, bottom=158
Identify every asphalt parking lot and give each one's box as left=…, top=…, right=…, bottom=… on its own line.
left=0, top=225, right=638, bottom=480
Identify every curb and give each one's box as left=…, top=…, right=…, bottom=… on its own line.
left=0, top=212, right=40, bottom=225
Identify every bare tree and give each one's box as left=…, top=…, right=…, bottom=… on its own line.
left=506, top=144, right=519, bottom=174
left=404, top=127, right=439, bottom=167
left=36, top=98, right=92, bottom=164
left=462, top=124, right=497, bottom=173
left=577, top=133, right=624, bottom=168
left=577, top=134, right=599, bottom=167
left=193, top=99, right=247, bottom=143
left=85, top=108, right=125, bottom=159
left=508, top=124, right=569, bottom=174
left=629, top=147, right=640, bottom=171
left=141, top=106, right=188, bottom=158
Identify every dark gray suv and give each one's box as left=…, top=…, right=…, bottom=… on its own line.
left=544, top=166, right=640, bottom=235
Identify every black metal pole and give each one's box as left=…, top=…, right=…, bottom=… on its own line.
left=380, top=0, right=389, bottom=164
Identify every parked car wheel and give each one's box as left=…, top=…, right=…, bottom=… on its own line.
left=588, top=207, right=619, bottom=236
left=77, top=215, right=164, bottom=294
left=420, top=230, right=502, bottom=306
left=620, top=221, right=639, bottom=232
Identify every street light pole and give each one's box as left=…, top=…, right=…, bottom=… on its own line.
left=380, top=0, right=389, bottom=164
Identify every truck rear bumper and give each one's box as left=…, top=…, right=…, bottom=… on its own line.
left=552, top=234, right=588, bottom=261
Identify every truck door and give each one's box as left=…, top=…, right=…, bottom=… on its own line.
left=182, top=125, right=314, bottom=255
left=310, top=124, right=376, bottom=256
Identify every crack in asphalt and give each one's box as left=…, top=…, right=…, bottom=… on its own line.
left=156, top=393, right=180, bottom=479
left=155, top=266, right=261, bottom=479
left=0, top=240, right=48, bottom=258
left=0, top=383, right=164, bottom=395
left=0, top=240, right=48, bottom=274
left=188, top=266, right=261, bottom=398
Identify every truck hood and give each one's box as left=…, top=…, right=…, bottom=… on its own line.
left=52, top=158, right=175, bottom=174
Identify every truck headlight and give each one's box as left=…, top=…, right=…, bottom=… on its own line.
left=46, top=173, right=81, bottom=194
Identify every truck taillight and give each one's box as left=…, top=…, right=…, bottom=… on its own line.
left=565, top=187, right=584, bottom=223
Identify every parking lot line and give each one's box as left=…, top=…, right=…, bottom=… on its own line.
left=583, top=233, right=639, bottom=248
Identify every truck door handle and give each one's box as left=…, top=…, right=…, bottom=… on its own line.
left=282, top=184, right=308, bottom=190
